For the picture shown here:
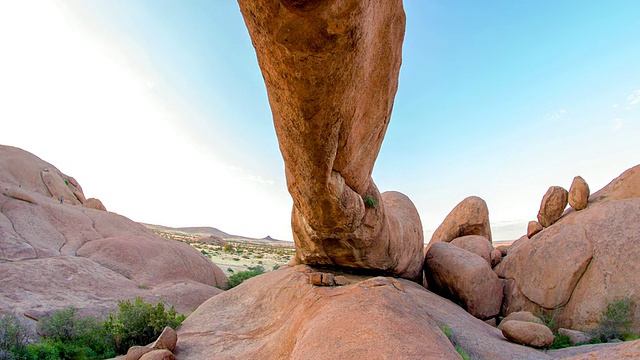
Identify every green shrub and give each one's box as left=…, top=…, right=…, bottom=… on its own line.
left=363, top=195, right=377, bottom=208
left=594, top=298, right=635, bottom=341
left=226, top=266, right=265, bottom=289
left=106, top=297, right=185, bottom=354
left=30, top=307, right=116, bottom=359
left=548, top=334, right=572, bottom=349
left=0, top=312, right=30, bottom=359
left=223, top=244, right=234, bottom=253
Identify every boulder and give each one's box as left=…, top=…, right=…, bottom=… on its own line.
left=126, top=346, right=153, bottom=360
left=430, top=196, right=492, bottom=244
left=237, top=0, right=422, bottom=280
left=498, top=311, right=543, bottom=330
left=537, top=186, right=568, bottom=227
left=425, top=242, right=503, bottom=319
left=501, top=320, right=554, bottom=348
left=83, top=197, right=107, bottom=211
left=558, top=328, right=593, bottom=345
left=569, top=176, right=590, bottom=210
left=526, top=221, right=543, bottom=238
left=490, top=249, right=502, bottom=267
left=496, top=245, right=509, bottom=256
left=151, top=327, right=177, bottom=352
left=139, top=349, right=175, bottom=360
left=450, top=235, right=492, bottom=265
left=309, top=272, right=335, bottom=286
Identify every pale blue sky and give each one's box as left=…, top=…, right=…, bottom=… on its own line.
left=1, top=1, right=638, bottom=241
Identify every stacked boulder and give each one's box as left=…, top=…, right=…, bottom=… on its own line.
left=528, top=175, right=592, bottom=239
left=496, top=165, right=640, bottom=334
left=424, top=196, right=503, bottom=320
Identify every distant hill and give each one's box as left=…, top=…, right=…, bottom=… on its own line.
left=141, top=223, right=290, bottom=244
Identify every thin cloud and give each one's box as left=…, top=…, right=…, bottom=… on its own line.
left=627, top=89, right=640, bottom=106
left=613, top=118, right=624, bottom=131
left=545, top=108, right=567, bottom=122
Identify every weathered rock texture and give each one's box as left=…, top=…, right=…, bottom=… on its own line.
left=537, top=186, right=568, bottom=227
left=425, top=242, right=503, bottom=319
left=430, top=196, right=492, bottom=244
left=237, top=0, right=423, bottom=280
left=496, top=165, right=640, bottom=333
left=568, top=176, right=589, bottom=211
left=0, top=145, right=226, bottom=319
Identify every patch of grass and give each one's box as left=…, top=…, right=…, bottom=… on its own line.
left=226, top=266, right=265, bottom=289
left=439, top=325, right=452, bottom=339
left=363, top=195, right=377, bottom=208
left=455, top=345, right=471, bottom=360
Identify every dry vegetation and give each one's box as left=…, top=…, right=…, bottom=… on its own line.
left=149, top=228, right=296, bottom=274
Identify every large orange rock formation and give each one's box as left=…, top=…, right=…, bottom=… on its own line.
left=0, top=145, right=227, bottom=319
left=237, top=0, right=422, bottom=280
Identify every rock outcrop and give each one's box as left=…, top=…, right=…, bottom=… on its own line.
left=430, top=196, right=492, bottom=245
left=537, top=186, right=568, bottom=227
left=176, top=265, right=564, bottom=360
left=425, top=242, right=503, bottom=319
left=496, top=165, right=640, bottom=333
left=0, top=145, right=226, bottom=319
left=237, top=0, right=423, bottom=280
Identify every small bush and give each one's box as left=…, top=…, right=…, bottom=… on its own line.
left=548, top=334, right=572, bottom=349
left=272, top=264, right=281, bottom=271
left=594, top=298, right=635, bottom=341
left=226, top=266, right=265, bottom=289
left=0, top=312, right=30, bottom=359
left=223, top=244, right=234, bottom=253
left=363, top=195, right=377, bottom=208
left=106, top=297, right=185, bottom=354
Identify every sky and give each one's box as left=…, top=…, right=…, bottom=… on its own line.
left=0, top=1, right=638, bottom=242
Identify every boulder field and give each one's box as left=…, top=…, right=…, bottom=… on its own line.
left=0, top=144, right=227, bottom=319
